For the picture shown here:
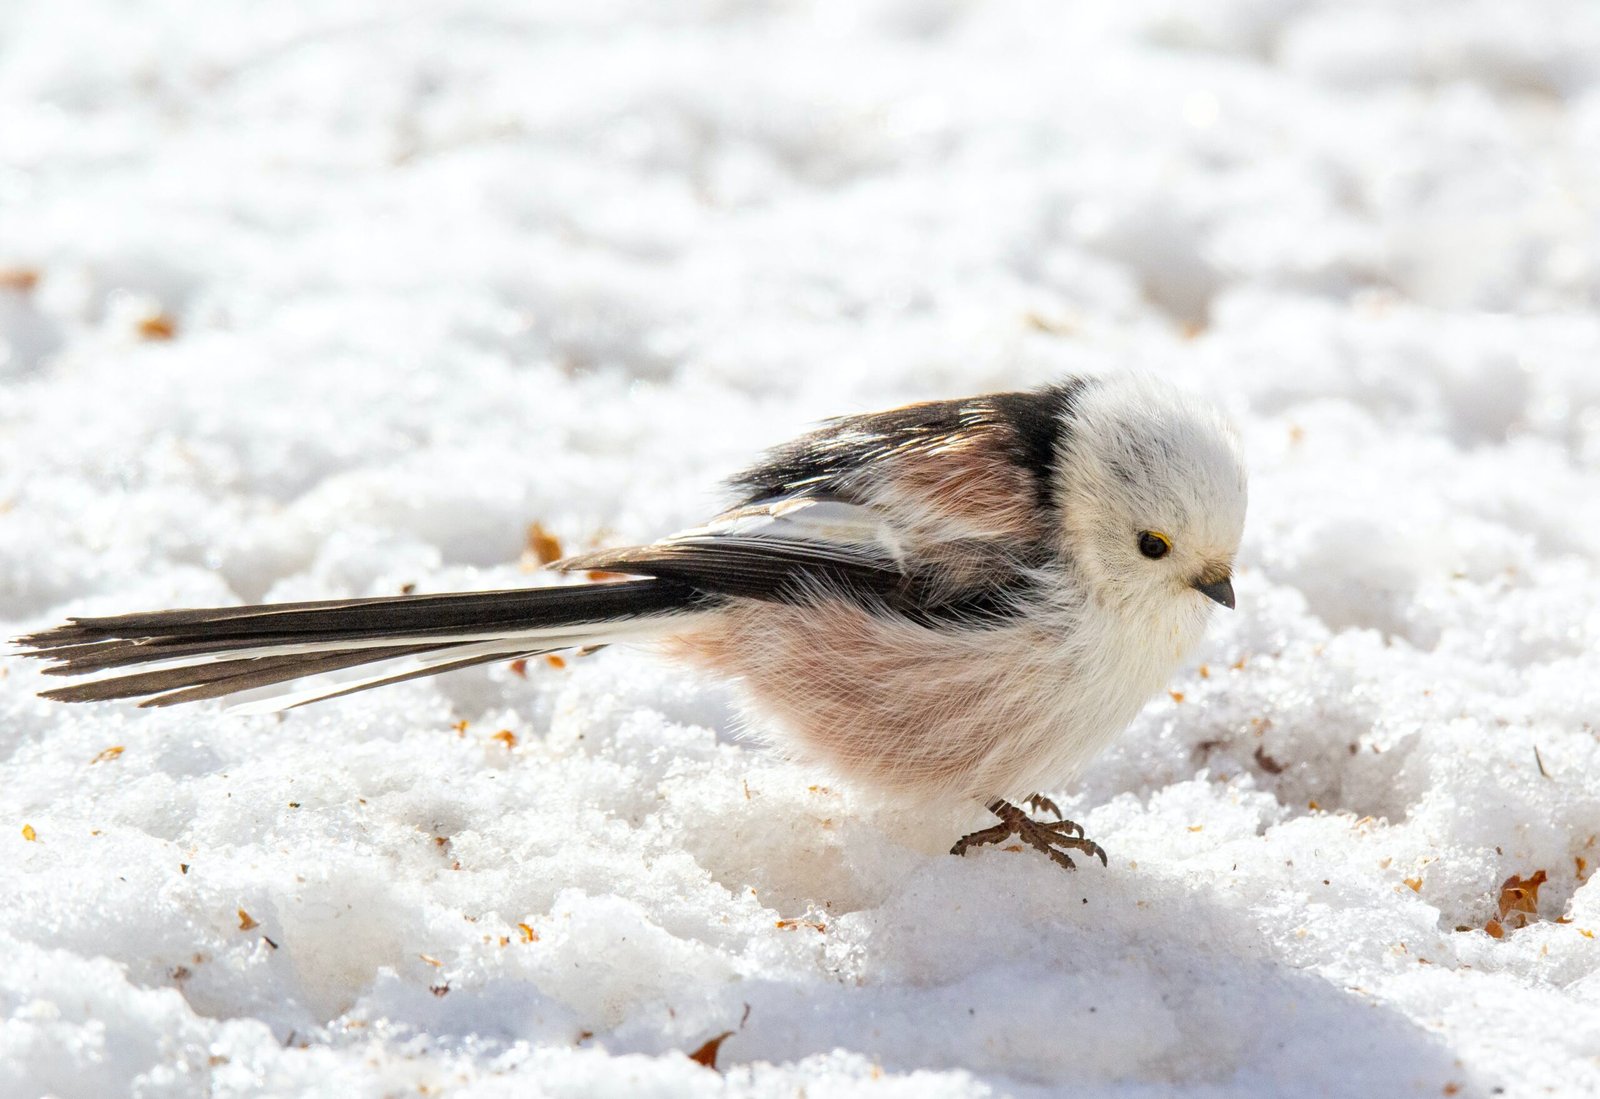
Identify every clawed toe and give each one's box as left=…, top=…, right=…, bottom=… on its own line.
left=1049, top=830, right=1107, bottom=866
left=951, top=798, right=1107, bottom=872
left=949, top=822, right=1012, bottom=857
left=1039, top=817, right=1084, bottom=840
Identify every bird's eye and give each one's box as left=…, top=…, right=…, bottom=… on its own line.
left=1138, top=531, right=1171, bottom=560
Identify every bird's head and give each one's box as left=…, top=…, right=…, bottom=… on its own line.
left=1053, top=374, right=1247, bottom=621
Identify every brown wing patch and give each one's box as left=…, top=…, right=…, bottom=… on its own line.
left=883, top=418, right=1041, bottom=540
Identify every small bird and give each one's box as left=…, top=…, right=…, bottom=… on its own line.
left=15, top=373, right=1246, bottom=870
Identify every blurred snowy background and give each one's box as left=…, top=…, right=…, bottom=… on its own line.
left=4, top=0, right=1600, bottom=1095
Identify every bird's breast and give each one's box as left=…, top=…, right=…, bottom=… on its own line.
left=661, top=593, right=1187, bottom=802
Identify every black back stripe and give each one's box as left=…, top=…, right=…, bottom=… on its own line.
left=986, top=378, right=1090, bottom=513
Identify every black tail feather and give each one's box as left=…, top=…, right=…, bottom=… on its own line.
left=36, top=644, right=447, bottom=704
left=15, top=577, right=709, bottom=709
left=18, top=578, right=696, bottom=650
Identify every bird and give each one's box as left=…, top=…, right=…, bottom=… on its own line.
left=13, top=373, right=1247, bottom=871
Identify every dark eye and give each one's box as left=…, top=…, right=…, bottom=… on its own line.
left=1138, top=531, right=1171, bottom=560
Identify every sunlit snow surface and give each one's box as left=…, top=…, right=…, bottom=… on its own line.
left=4, top=1, right=1600, bottom=1096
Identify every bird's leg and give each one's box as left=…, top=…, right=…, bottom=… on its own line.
left=950, top=798, right=1107, bottom=871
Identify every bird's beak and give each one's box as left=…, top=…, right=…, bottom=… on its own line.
left=1193, top=573, right=1235, bottom=610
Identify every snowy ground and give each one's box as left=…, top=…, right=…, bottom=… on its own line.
left=4, top=0, right=1600, bottom=1095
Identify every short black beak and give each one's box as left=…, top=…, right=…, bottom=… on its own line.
left=1194, top=575, right=1235, bottom=610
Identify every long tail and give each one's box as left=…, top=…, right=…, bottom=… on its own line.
left=13, top=579, right=706, bottom=712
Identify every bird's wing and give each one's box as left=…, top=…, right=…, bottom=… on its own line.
left=558, top=386, right=1088, bottom=622
left=557, top=497, right=907, bottom=599
left=557, top=496, right=1041, bottom=626
left=725, top=384, right=1086, bottom=542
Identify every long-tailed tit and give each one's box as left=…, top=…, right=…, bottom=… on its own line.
left=16, top=373, right=1247, bottom=870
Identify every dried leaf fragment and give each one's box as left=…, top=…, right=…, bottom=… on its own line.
left=774, top=918, right=826, bottom=933
left=507, top=658, right=528, bottom=678
left=688, top=1031, right=734, bottom=1071
left=21, top=824, right=37, bottom=842
left=237, top=909, right=259, bottom=931
left=545, top=654, right=567, bottom=670
left=517, top=923, right=538, bottom=943
left=491, top=729, right=517, bottom=749
left=1253, top=746, right=1286, bottom=774
left=137, top=313, right=177, bottom=340
left=1496, top=870, right=1548, bottom=931
left=1404, top=878, right=1422, bottom=893
left=91, top=746, right=125, bottom=764
left=0, top=266, right=41, bottom=292
left=525, top=522, right=564, bottom=566
left=419, top=954, right=442, bottom=968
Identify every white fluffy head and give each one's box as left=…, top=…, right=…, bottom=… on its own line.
left=1053, top=374, right=1248, bottom=617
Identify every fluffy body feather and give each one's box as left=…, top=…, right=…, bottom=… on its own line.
left=15, top=373, right=1247, bottom=811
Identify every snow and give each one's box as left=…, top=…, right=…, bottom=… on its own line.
left=3, top=0, right=1600, bottom=1095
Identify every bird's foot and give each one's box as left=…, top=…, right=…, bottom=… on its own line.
left=950, top=798, right=1107, bottom=872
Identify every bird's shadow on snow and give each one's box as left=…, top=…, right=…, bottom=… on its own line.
left=291, top=825, right=1485, bottom=1096
left=628, top=845, right=1488, bottom=1096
